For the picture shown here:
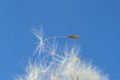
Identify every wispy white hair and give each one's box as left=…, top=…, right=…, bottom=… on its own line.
left=15, top=29, right=109, bottom=80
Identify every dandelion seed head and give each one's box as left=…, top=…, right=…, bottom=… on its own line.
left=15, top=28, right=109, bottom=80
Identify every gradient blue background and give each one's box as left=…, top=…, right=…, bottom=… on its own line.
left=0, top=0, right=120, bottom=80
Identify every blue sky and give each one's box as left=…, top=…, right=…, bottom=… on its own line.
left=0, top=0, right=120, bottom=80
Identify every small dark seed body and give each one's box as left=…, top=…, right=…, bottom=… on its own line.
left=68, top=36, right=80, bottom=39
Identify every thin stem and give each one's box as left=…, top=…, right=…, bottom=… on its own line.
left=43, top=36, right=66, bottom=41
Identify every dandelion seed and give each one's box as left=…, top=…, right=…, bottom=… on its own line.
left=44, top=35, right=80, bottom=41
left=68, top=35, right=80, bottom=39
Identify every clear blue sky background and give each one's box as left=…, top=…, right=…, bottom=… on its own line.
left=0, top=0, right=120, bottom=80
